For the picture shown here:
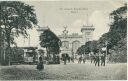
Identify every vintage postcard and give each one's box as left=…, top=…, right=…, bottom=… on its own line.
left=0, top=0, right=127, bottom=80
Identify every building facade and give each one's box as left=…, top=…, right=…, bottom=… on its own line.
left=58, top=25, right=95, bottom=57
left=37, top=24, right=95, bottom=57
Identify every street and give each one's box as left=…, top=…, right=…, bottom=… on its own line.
left=0, top=62, right=127, bottom=80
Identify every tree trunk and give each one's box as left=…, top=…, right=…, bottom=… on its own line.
left=0, top=28, right=2, bottom=65
left=53, top=53, right=56, bottom=64
left=46, top=47, right=50, bottom=63
left=5, top=28, right=11, bottom=66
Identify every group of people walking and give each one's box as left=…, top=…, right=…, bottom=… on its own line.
left=78, top=56, right=86, bottom=64
left=36, top=52, right=106, bottom=71
left=61, top=53, right=106, bottom=67
left=90, top=53, right=106, bottom=66
left=75, top=52, right=106, bottom=66
left=61, top=53, right=74, bottom=65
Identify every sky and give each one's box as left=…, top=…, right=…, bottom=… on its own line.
left=15, top=0, right=126, bottom=47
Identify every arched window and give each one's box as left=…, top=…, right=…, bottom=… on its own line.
left=62, top=41, right=69, bottom=49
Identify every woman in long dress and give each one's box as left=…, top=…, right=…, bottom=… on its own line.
left=37, top=56, right=44, bottom=71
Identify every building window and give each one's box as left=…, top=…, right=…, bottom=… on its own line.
left=62, top=41, right=69, bottom=49
left=86, top=32, right=90, bottom=35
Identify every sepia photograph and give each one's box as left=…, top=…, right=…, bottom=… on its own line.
left=0, top=0, right=127, bottom=80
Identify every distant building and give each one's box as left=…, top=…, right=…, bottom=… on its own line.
left=58, top=25, right=95, bottom=57
left=37, top=24, right=95, bottom=57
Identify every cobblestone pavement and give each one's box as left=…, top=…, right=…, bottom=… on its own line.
left=0, top=62, right=127, bottom=80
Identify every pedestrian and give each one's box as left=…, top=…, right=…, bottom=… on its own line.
left=95, top=53, right=100, bottom=66
left=83, top=56, right=86, bottom=63
left=90, top=52, right=95, bottom=63
left=37, top=56, right=44, bottom=71
left=78, top=56, right=82, bottom=64
left=68, top=56, right=70, bottom=63
left=101, top=53, right=106, bottom=66
left=56, top=56, right=60, bottom=64
left=63, top=54, right=67, bottom=65
left=71, top=55, right=74, bottom=63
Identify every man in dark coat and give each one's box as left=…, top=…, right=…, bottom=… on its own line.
left=56, top=56, right=60, bottom=64
left=63, top=54, right=67, bottom=65
left=101, top=53, right=106, bottom=66
left=90, top=52, right=95, bottom=63
left=78, top=56, right=82, bottom=64
left=95, top=53, right=100, bottom=66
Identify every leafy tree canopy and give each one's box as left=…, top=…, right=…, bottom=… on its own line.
left=0, top=1, right=38, bottom=47
left=76, top=40, right=98, bottom=55
left=0, top=1, right=38, bottom=65
left=40, top=29, right=61, bottom=54
left=98, top=4, right=127, bottom=49
left=109, top=4, right=127, bottom=33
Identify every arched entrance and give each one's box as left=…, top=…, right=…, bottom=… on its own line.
left=72, top=40, right=80, bottom=54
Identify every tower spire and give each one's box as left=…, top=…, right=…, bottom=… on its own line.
left=63, top=26, right=68, bottom=36
left=64, top=26, right=67, bottom=31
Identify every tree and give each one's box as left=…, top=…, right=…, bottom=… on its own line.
left=98, top=4, right=127, bottom=48
left=40, top=29, right=61, bottom=64
left=97, top=4, right=127, bottom=62
left=109, top=38, right=127, bottom=63
left=0, top=1, right=38, bottom=65
left=11, top=47, right=24, bottom=63
left=110, top=4, right=127, bottom=33
left=76, top=45, right=86, bottom=55
left=76, top=40, right=98, bottom=55
left=98, top=31, right=122, bottom=49
left=84, top=41, right=99, bottom=54
left=109, top=3, right=127, bottom=46
left=0, top=27, right=4, bottom=65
